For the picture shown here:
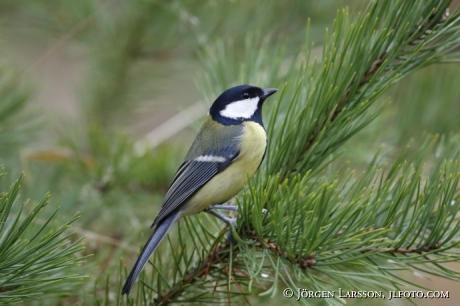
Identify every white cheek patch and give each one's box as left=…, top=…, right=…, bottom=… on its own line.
left=220, top=97, right=259, bottom=119
left=194, top=155, right=227, bottom=162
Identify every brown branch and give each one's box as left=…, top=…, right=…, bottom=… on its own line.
left=156, top=228, right=316, bottom=305
left=157, top=237, right=234, bottom=305
left=301, top=45, right=388, bottom=156
left=156, top=223, right=442, bottom=304
left=363, top=243, right=442, bottom=255
left=0, top=285, right=19, bottom=293
left=249, top=230, right=317, bottom=269
left=279, top=50, right=388, bottom=182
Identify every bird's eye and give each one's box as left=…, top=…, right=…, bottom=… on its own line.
left=242, top=92, right=250, bottom=99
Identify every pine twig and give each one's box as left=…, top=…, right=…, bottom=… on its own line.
left=363, top=244, right=442, bottom=255
left=158, top=239, right=235, bottom=305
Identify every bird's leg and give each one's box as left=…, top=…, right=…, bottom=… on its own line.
left=207, top=204, right=238, bottom=211
left=205, top=209, right=237, bottom=226
left=208, top=204, right=268, bottom=216
left=205, top=209, right=237, bottom=241
left=206, top=197, right=238, bottom=211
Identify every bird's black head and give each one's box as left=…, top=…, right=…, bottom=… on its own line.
left=209, top=85, right=278, bottom=126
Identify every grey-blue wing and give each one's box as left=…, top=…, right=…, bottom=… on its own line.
left=151, top=145, right=239, bottom=228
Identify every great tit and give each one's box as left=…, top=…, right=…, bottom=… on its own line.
left=122, top=85, right=278, bottom=295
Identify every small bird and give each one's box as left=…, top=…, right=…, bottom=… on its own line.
left=122, top=85, right=277, bottom=295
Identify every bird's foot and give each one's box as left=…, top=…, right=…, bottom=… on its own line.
left=226, top=218, right=238, bottom=241
left=205, top=209, right=238, bottom=242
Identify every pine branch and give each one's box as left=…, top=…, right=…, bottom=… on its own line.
left=363, top=245, right=441, bottom=255
left=158, top=239, right=235, bottom=306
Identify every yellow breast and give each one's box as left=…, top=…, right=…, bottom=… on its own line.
left=181, top=121, right=267, bottom=215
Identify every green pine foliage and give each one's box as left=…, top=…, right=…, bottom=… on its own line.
left=0, top=171, right=86, bottom=304
left=123, top=135, right=460, bottom=305
left=1, top=0, right=460, bottom=305
left=120, top=1, right=460, bottom=305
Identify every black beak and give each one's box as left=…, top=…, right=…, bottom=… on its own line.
left=262, top=88, right=278, bottom=99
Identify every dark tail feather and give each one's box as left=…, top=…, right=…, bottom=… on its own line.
left=122, top=210, right=179, bottom=295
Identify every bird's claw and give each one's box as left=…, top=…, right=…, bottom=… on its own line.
left=205, top=208, right=237, bottom=241
left=226, top=218, right=237, bottom=242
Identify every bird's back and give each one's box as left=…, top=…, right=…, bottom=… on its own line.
left=180, top=120, right=267, bottom=214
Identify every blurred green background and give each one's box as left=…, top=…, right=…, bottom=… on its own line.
left=0, top=0, right=459, bottom=304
